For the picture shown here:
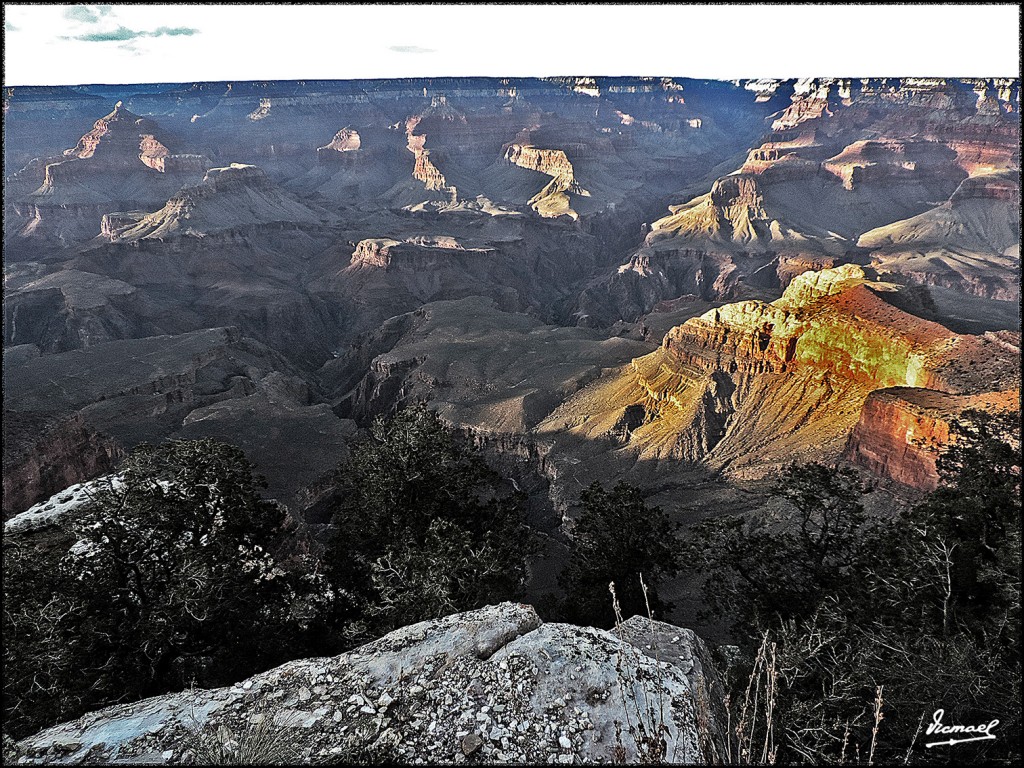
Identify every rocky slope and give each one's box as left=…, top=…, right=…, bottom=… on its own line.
left=318, top=295, right=762, bottom=563
left=2, top=328, right=354, bottom=516
left=4, top=265, right=141, bottom=351
left=103, top=163, right=331, bottom=241
left=859, top=170, right=1021, bottom=301
left=11, top=603, right=725, bottom=765
left=4, top=79, right=1020, bottom=722
left=577, top=77, right=1020, bottom=325
left=545, top=265, right=1021, bottom=485
left=1, top=410, right=120, bottom=520
left=326, top=296, right=652, bottom=432
left=5, top=77, right=776, bottom=364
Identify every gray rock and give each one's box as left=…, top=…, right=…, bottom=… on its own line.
left=15, top=603, right=725, bottom=764
left=461, top=733, right=484, bottom=756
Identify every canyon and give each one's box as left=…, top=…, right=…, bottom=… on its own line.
left=3, top=72, right=1020, bottom=765
left=3, top=74, right=1020, bottom=611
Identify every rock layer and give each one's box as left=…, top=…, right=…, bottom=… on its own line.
left=2, top=412, right=120, bottom=521
left=843, top=378, right=1020, bottom=490
left=859, top=170, right=1021, bottom=301
left=104, top=164, right=329, bottom=241
left=546, top=266, right=1020, bottom=485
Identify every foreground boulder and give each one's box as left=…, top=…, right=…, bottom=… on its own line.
left=13, top=603, right=725, bottom=764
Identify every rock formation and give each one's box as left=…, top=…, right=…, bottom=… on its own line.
left=503, top=143, right=590, bottom=219
left=859, top=170, right=1021, bottom=301
left=316, top=128, right=361, bottom=162
left=329, top=296, right=651, bottom=432
left=103, top=164, right=331, bottom=241
left=3, top=80, right=1020, bottom=758
left=3, top=328, right=355, bottom=515
left=2, top=411, right=120, bottom=521
left=12, top=603, right=725, bottom=765
left=402, top=114, right=458, bottom=200
left=7, top=102, right=210, bottom=242
left=4, top=268, right=139, bottom=351
left=349, top=235, right=495, bottom=270
left=2, top=76, right=1019, bottom=529
left=578, top=77, right=1020, bottom=323
left=546, top=265, right=1020, bottom=486
left=63, top=102, right=165, bottom=166
left=843, top=385, right=1020, bottom=490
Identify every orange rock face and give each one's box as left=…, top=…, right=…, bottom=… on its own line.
left=65, top=102, right=163, bottom=166
left=551, top=265, right=1020, bottom=486
left=663, top=267, right=960, bottom=389
left=137, top=134, right=171, bottom=170
left=405, top=116, right=454, bottom=194
left=844, top=387, right=1020, bottom=490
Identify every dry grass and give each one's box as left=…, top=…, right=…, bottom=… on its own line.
left=725, top=632, right=779, bottom=765
left=178, top=690, right=303, bottom=766
left=181, top=720, right=301, bottom=765
left=181, top=715, right=303, bottom=765
left=719, top=630, right=898, bottom=765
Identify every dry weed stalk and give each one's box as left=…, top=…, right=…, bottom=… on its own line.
left=903, top=710, right=926, bottom=764
left=694, top=673, right=721, bottom=764
left=609, top=577, right=671, bottom=763
left=867, top=685, right=884, bottom=766
left=731, top=632, right=778, bottom=764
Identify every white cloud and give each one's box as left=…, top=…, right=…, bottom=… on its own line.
left=63, top=6, right=101, bottom=24
left=390, top=45, right=436, bottom=55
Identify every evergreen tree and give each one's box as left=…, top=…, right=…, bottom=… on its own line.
left=4, top=439, right=327, bottom=739
left=684, top=463, right=873, bottom=630
left=327, top=403, right=533, bottom=632
left=560, top=481, right=680, bottom=628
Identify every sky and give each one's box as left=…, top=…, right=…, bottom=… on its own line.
left=2, top=4, right=1021, bottom=87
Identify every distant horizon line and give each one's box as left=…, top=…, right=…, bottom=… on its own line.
left=7, top=75, right=1022, bottom=91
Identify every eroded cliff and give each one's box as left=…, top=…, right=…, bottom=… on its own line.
left=546, top=265, right=1020, bottom=485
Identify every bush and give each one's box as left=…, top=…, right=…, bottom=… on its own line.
left=327, top=403, right=533, bottom=632
left=685, top=414, right=1021, bottom=764
left=4, top=439, right=329, bottom=738
left=560, top=481, right=680, bottom=628
left=684, top=463, right=874, bottom=631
